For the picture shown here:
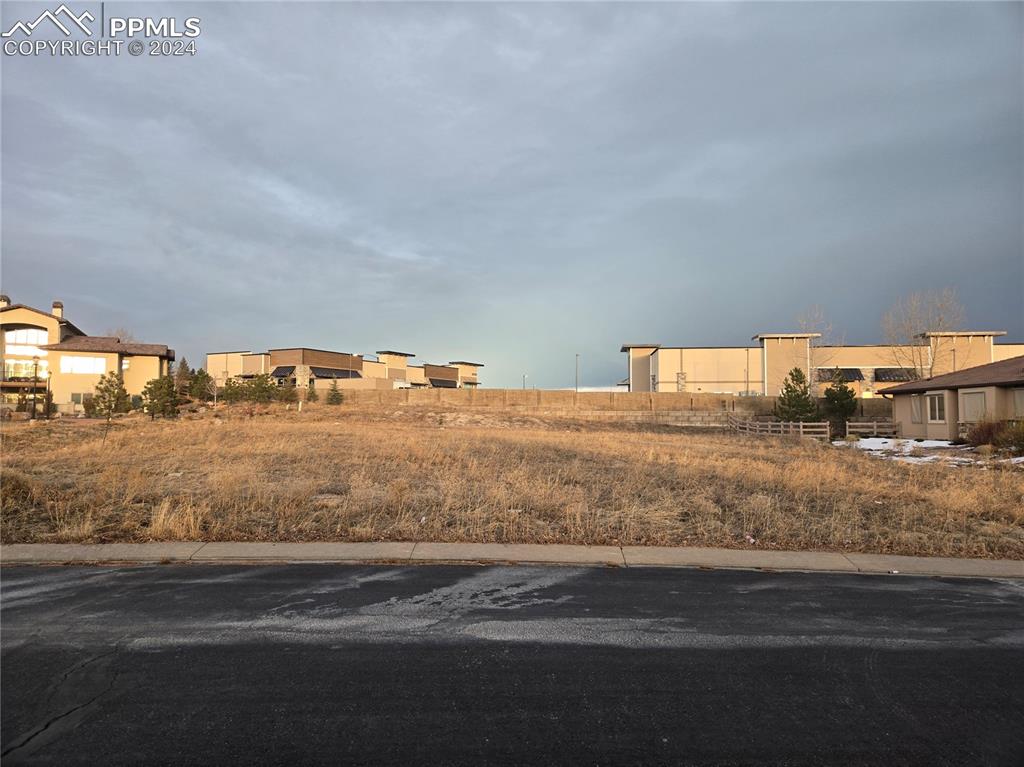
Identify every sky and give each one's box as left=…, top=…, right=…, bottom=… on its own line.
left=2, top=1, right=1022, bottom=388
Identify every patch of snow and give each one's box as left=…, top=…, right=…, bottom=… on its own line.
left=834, top=438, right=955, bottom=454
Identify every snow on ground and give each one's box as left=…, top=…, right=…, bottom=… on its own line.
left=832, top=437, right=1022, bottom=468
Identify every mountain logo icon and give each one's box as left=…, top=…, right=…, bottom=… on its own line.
left=2, top=4, right=95, bottom=37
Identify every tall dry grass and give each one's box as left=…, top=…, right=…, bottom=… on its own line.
left=2, top=409, right=1022, bottom=558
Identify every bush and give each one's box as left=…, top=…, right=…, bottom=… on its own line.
left=994, top=421, right=1024, bottom=453
left=276, top=381, right=298, bottom=404
left=305, top=385, right=319, bottom=403
left=965, top=420, right=1004, bottom=448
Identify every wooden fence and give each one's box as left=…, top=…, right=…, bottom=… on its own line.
left=727, top=414, right=831, bottom=440
left=845, top=420, right=901, bottom=438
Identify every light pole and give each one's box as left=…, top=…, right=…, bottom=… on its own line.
left=522, top=373, right=527, bottom=390
left=30, top=356, right=39, bottom=420
left=575, top=354, right=580, bottom=393
left=44, top=369, right=52, bottom=420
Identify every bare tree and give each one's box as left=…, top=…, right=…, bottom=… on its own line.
left=882, top=289, right=965, bottom=379
left=104, top=326, right=139, bottom=343
left=797, top=304, right=844, bottom=372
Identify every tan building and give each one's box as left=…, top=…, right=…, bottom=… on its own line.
left=206, top=347, right=482, bottom=392
left=623, top=331, right=1024, bottom=398
left=884, top=355, right=1024, bottom=441
left=0, top=296, right=174, bottom=415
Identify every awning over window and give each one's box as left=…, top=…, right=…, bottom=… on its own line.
left=429, top=378, right=459, bottom=388
left=816, top=368, right=864, bottom=382
left=310, top=367, right=361, bottom=379
left=874, top=368, right=916, bottom=383
left=270, top=366, right=295, bottom=378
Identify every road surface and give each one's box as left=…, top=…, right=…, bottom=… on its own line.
left=2, top=564, right=1023, bottom=765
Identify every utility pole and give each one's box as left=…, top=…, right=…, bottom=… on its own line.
left=575, top=354, right=580, bottom=393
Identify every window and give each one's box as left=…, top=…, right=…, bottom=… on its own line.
left=60, top=356, right=106, bottom=375
left=121, top=359, right=130, bottom=370
left=927, top=393, right=945, bottom=423
left=961, top=392, right=986, bottom=423
left=910, top=395, right=923, bottom=424
left=4, top=328, right=48, bottom=346
left=3, top=359, right=48, bottom=380
left=1014, top=389, right=1024, bottom=418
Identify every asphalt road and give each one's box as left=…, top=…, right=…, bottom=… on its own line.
left=2, top=564, right=1023, bottom=766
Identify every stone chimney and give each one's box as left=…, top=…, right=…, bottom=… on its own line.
left=0, top=295, right=9, bottom=308
left=52, top=301, right=63, bottom=318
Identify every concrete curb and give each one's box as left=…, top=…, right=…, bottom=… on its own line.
left=1, top=542, right=1021, bottom=579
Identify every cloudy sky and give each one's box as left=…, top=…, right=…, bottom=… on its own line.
left=2, top=1, right=1021, bottom=387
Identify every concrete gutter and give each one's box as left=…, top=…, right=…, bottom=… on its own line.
left=2, top=542, right=1022, bottom=579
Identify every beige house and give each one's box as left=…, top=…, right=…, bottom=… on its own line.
left=0, top=296, right=174, bottom=415
left=883, top=355, right=1024, bottom=440
left=206, top=347, right=482, bottom=392
left=623, top=331, right=1023, bottom=398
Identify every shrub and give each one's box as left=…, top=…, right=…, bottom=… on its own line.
left=305, top=385, right=319, bottom=403
left=994, top=421, right=1024, bottom=453
left=276, top=381, right=299, bottom=404
left=966, top=420, right=1004, bottom=448
left=142, top=375, right=180, bottom=419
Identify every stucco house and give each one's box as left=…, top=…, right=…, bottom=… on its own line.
left=882, top=355, right=1024, bottom=440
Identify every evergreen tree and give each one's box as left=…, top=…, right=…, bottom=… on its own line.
left=774, top=367, right=818, bottom=422
left=822, top=368, right=858, bottom=425
left=326, top=378, right=344, bottom=405
left=174, top=357, right=193, bottom=396
left=246, top=374, right=277, bottom=404
left=305, top=383, right=319, bottom=403
left=93, top=372, right=130, bottom=423
left=142, top=375, right=180, bottom=419
left=276, top=379, right=299, bottom=403
left=223, top=379, right=245, bottom=404
left=190, top=369, right=215, bottom=402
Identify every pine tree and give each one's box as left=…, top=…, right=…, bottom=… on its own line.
left=142, top=375, right=180, bottom=419
left=774, top=367, right=818, bottom=422
left=93, top=372, right=130, bottom=423
left=246, top=374, right=277, bottom=404
left=305, top=384, right=319, bottom=403
left=189, top=369, right=215, bottom=402
left=326, top=378, right=344, bottom=405
left=822, top=368, right=858, bottom=425
left=174, top=357, right=193, bottom=396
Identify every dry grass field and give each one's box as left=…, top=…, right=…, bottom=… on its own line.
left=2, top=406, right=1022, bottom=558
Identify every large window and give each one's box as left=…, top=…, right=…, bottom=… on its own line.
left=927, top=393, right=945, bottom=423
left=910, top=395, right=923, bottom=424
left=3, top=359, right=49, bottom=380
left=961, top=392, right=986, bottom=423
left=4, top=328, right=48, bottom=345
left=60, top=356, right=106, bottom=375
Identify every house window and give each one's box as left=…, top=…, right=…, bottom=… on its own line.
left=910, top=395, right=923, bottom=424
left=4, top=328, right=48, bottom=346
left=1014, top=389, right=1024, bottom=418
left=60, top=356, right=106, bottom=374
left=122, top=359, right=130, bottom=370
left=927, top=393, right=945, bottom=423
left=961, top=392, right=986, bottom=423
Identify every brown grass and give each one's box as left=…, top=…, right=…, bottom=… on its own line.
left=2, top=407, right=1022, bottom=558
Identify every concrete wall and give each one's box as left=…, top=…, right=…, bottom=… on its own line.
left=993, top=344, right=1024, bottom=361
left=763, top=337, right=813, bottom=396
left=651, top=347, right=762, bottom=394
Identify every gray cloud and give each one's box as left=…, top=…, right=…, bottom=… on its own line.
left=3, top=1, right=1021, bottom=386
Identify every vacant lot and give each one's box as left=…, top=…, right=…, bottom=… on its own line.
left=2, top=408, right=1022, bottom=558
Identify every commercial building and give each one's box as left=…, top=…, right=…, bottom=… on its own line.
left=206, top=347, right=482, bottom=392
left=884, top=355, right=1024, bottom=441
left=622, top=331, right=1024, bottom=398
left=0, top=296, right=174, bottom=414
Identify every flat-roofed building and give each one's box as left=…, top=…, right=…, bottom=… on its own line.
left=623, top=331, right=1023, bottom=398
left=0, top=296, right=174, bottom=415
left=207, top=346, right=481, bottom=391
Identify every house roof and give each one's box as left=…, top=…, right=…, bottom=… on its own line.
left=881, top=355, right=1024, bottom=395
left=0, top=303, right=86, bottom=337
left=42, top=335, right=175, bottom=359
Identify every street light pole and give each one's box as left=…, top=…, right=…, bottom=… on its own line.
left=30, top=356, right=39, bottom=420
